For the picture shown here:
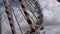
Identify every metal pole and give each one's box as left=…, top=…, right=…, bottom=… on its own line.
left=9, top=4, right=23, bottom=34
left=3, top=0, right=16, bottom=34
left=28, top=0, right=44, bottom=30
left=18, top=0, right=36, bottom=34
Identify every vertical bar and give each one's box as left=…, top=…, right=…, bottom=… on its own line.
left=9, top=3, right=23, bottom=34
left=3, top=0, right=16, bottom=34
left=29, top=0, right=44, bottom=30
left=23, top=0, right=38, bottom=23
left=18, top=0, right=36, bottom=34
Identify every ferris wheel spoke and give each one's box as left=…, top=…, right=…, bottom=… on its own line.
left=0, top=0, right=44, bottom=34
left=27, top=0, right=36, bottom=10
left=24, top=0, right=38, bottom=21
left=9, top=3, right=24, bottom=34
left=17, top=0, right=37, bottom=34
left=2, top=0, right=17, bottom=34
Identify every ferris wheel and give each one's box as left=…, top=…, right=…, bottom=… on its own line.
left=0, top=0, right=45, bottom=34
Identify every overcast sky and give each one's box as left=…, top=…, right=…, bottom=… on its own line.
left=0, top=0, right=60, bottom=34
left=38, top=0, right=60, bottom=34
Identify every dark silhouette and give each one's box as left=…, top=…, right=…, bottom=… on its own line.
left=57, top=0, right=60, bottom=2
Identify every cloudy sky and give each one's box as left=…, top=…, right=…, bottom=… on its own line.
left=39, top=0, right=60, bottom=34
left=0, top=0, right=60, bottom=34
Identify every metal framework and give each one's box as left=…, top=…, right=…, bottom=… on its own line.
left=31, top=0, right=44, bottom=30
left=0, top=0, right=44, bottom=34
left=3, top=0, right=16, bottom=34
